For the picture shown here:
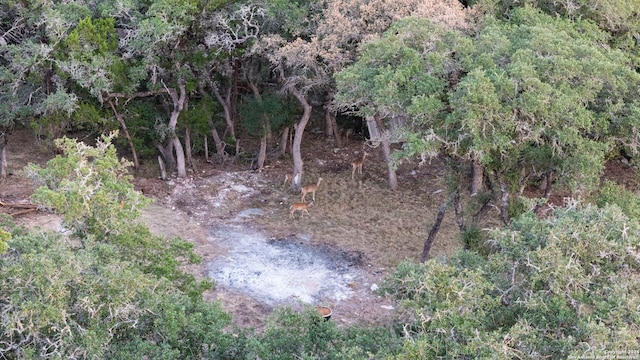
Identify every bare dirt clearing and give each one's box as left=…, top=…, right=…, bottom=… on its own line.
left=2, top=125, right=468, bottom=331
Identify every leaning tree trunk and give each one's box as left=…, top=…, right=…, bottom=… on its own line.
left=372, top=116, right=398, bottom=190
left=421, top=202, right=447, bottom=262
left=289, top=89, right=312, bottom=191
left=209, top=126, right=226, bottom=161
left=207, top=78, right=237, bottom=153
left=166, top=76, right=188, bottom=178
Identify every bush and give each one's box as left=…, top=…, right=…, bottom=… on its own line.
left=593, top=180, right=640, bottom=221
left=1, top=135, right=241, bottom=358
left=247, top=306, right=402, bottom=359
left=381, top=203, right=640, bottom=358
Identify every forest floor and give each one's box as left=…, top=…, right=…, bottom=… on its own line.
left=2, top=122, right=637, bottom=332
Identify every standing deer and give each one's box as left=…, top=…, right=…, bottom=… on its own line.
left=283, top=172, right=293, bottom=186
left=351, top=152, right=368, bottom=180
left=290, top=201, right=313, bottom=219
left=301, top=177, right=323, bottom=203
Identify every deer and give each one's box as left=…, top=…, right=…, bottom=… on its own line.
left=301, top=177, right=323, bottom=203
left=283, top=172, right=293, bottom=186
left=289, top=201, right=313, bottom=219
left=351, top=152, right=368, bottom=180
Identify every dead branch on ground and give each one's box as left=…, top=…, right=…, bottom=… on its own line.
left=0, top=200, right=38, bottom=217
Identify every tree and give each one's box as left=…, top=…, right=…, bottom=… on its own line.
left=337, top=6, right=640, bottom=221
left=200, top=3, right=265, bottom=163
left=334, top=17, right=466, bottom=192
left=25, top=132, right=149, bottom=238
left=328, top=0, right=471, bottom=190
left=240, top=91, right=298, bottom=170
left=449, top=7, right=640, bottom=220
left=484, top=0, right=640, bottom=60
left=0, top=2, right=84, bottom=173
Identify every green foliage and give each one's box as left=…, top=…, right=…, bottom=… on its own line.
left=71, top=101, right=108, bottom=133
left=0, top=226, right=238, bottom=359
left=30, top=111, right=73, bottom=149
left=247, top=306, right=402, bottom=359
left=382, top=204, right=640, bottom=358
left=24, top=134, right=207, bottom=295
left=461, top=226, right=491, bottom=256
left=450, top=6, right=638, bottom=194
left=123, top=100, right=168, bottom=158
left=26, top=132, right=150, bottom=238
left=262, top=0, right=313, bottom=38
left=239, top=93, right=298, bottom=137
left=337, top=5, right=640, bottom=223
left=0, top=227, right=9, bottom=254
left=335, top=17, right=458, bottom=121
left=593, top=180, right=640, bottom=221
left=60, top=17, right=118, bottom=61
left=486, top=0, right=640, bottom=68
left=1, top=134, right=243, bottom=358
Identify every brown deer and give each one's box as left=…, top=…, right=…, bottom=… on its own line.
left=289, top=201, right=313, bottom=219
left=351, top=152, right=368, bottom=180
left=283, top=172, right=293, bottom=186
left=301, top=177, right=323, bottom=203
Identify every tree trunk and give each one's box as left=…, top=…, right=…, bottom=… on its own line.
left=279, top=127, right=289, bottom=157
left=470, top=160, right=484, bottom=196
left=207, top=78, right=236, bottom=147
left=166, top=77, right=188, bottom=177
left=289, top=89, right=312, bottom=191
left=107, top=99, right=140, bottom=170
left=157, top=142, right=176, bottom=171
left=204, top=135, right=209, bottom=163
left=184, top=127, right=192, bottom=167
left=325, top=105, right=333, bottom=137
left=158, top=155, right=167, bottom=180
left=471, top=197, right=493, bottom=226
left=373, top=116, right=398, bottom=190
left=169, top=134, right=186, bottom=177
left=421, top=202, right=447, bottom=262
left=257, top=135, right=267, bottom=170
left=498, top=176, right=510, bottom=226
left=325, top=105, right=342, bottom=147
left=0, top=132, right=7, bottom=179
left=210, top=126, right=226, bottom=161
left=453, top=190, right=465, bottom=231
left=248, top=82, right=270, bottom=170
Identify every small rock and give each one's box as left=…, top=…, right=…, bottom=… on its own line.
left=370, top=284, right=379, bottom=292
left=381, top=305, right=394, bottom=310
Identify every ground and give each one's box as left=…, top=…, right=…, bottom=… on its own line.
left=2, top=123, right=637, bottom=332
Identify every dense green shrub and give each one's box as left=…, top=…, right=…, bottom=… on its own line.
left=247, top=306, right=402, bottom=360
left=0, top=135, right=241, bottom=358
left=382, top=204, right=640, bottom=359
left=593, top=180, right=640, bottom=221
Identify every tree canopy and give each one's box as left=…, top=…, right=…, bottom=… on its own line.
left=335, top=6, right=640, bottom=221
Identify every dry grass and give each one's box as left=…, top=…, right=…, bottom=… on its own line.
left=250, top=142, right=464, bottom=269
